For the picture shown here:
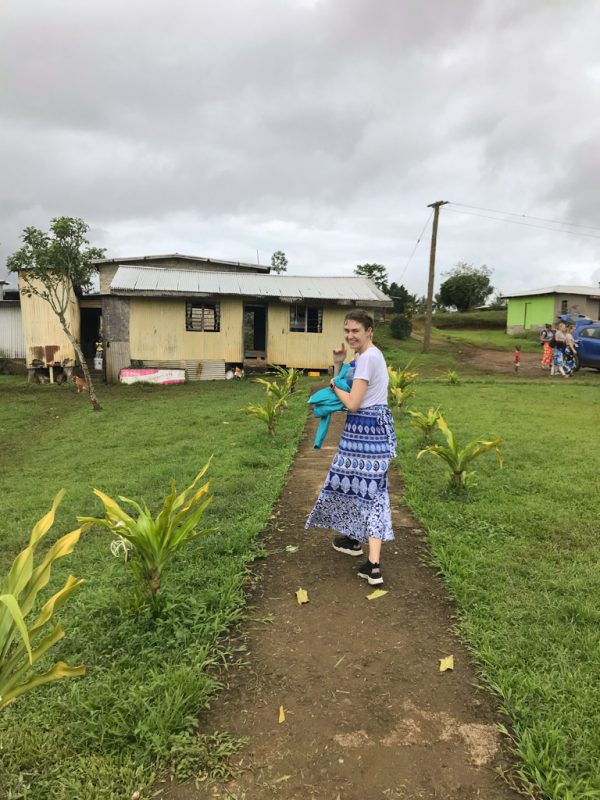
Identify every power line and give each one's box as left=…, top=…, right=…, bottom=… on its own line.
left=396, top=209, right=434, bottom=284
left=448, top=202, right=600, bottom=234
left=445, top=206, right=600, bottom=240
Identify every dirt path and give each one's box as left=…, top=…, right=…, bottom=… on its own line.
left=160, top=412, right=521, bottom=800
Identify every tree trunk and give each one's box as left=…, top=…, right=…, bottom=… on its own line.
left=58, top=314, right=102, bottom=411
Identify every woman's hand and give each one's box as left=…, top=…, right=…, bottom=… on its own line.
left=333, top=343, right=347, bottom=365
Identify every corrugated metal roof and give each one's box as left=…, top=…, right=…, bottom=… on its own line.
left=93, top=253, right=270, bottom=272
left=501, top=285, right=600, bottom=298
left=109, top=266, right=393, bottom=305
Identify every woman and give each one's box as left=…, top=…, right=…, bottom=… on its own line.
left=305, top=309, right=396, bottom=586
left=564, top=324, right=578, bottom=375
left=539, top=323, right=554, bottom=369
left=551, top=322, right=568, bottom=377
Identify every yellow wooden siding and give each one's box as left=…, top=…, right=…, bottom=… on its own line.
left=18, top=276, right=80, bottom=366
left=268, top=305, right=372, bottom=369
left=129, top=297, right=243, bottom=361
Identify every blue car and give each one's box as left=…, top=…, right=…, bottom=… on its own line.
left=574, top=323, right=600, bottom=370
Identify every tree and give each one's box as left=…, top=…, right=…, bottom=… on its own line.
left=7, top=217, right=105, bottom=410
left=388, top=282, right=417, bottom=315
left=354, top=263, right=389, bottom=294
left=438, top=262, right=494, bottom=312
left=270, top=250, right=288, bottom=273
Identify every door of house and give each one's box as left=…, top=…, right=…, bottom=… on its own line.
left=105, top=340, right=130, bottom=383
left=243, top=304, right=267, bottom=359
left=523, top=302, right=531, bottom=329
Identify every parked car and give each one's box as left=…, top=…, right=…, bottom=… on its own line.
left=574, top=323, right=600, bottom=370
left=558, top=313, right=594, bottom=334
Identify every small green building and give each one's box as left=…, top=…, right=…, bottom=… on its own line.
left=502, top=285, right=600, bottom=333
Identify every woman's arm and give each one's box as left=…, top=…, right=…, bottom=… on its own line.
left=331, top=378, right=368, bottom=413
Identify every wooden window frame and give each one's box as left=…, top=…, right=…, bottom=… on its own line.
left=186, top=301, right=220, bottom=332
left=289, top=304, right=323, bottom=333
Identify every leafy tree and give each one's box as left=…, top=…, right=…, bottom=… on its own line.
left=7, top=217, right=105, bottom=410
left=270, top=250, right=288, bottom=273
left=438, top=262, right=494, bottom=312
left=388, top=282, right=417, bottom=315
left=354, top=263, right=389, bottom=294
left=389, top=314, right=412, bottom=340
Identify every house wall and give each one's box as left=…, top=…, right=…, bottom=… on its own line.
left=0, top=303, right=26, bottom=358
left=268, top=304, right=359, bottom=369
left=128, top=297, right=244, bottom=361
left=552, top=294, right=600, bottom=320
left=127, top=297, right=374, bottom=369
left=18, top=276, right=79, bottom=366
left=507, top=294, right=600, bottom=332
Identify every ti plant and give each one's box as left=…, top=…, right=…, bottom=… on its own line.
left=78, top=462, right=214, bottom=602
left=253, top=377, right=290, bottom=409
left=388, top=362, right=419, bottom=391
left=269, top=365, right=302, bottom=394
left=444, top=370, right=460, bottom=385
left=242, top=393, right=284, bottom=435
left=1, top=490, right=86, bottom=710
left=417, top=416, right=503, bottom=490
left=408, top=406, right=443, bottom=442
left=388, top=385, right=415, bottom=412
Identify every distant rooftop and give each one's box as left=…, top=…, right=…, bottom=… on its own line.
left=110, top=266, right=392, bottom=306
left=93, top=253, right=270, bottom=273
left=501, top=285, right=600, bottom=299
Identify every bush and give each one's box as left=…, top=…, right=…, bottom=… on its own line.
left=429, top=310, right=507, bottom=329
left=390, top=314, right=413, bottom=340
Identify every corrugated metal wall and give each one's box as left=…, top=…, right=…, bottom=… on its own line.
left=0, top=304, right=26, bottom=358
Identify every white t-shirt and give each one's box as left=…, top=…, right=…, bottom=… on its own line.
left=353, top=346, right=388, bottom=407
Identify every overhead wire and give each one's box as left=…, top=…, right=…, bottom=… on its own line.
left=396, top=209, right=434, bottom=284
left=448, top=202, right=600, bottom=234
left=445, top=206, right=600, bottom=241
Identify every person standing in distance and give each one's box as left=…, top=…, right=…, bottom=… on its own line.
left=305, top=309, right=396, bottom=586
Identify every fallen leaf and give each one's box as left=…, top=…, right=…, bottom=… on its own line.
left=296, top=588, right=309, bottom=604
left=366, top=589, right=388, bottom=600
left=279, top=705, right=286, bottom=723
left=439, top=654, right=454, bottom=672
left=285, top=545, right=299, bottom=553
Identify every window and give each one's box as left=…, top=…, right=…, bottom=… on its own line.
left=290, top=304, right=323, bottom=333
left=186, top=301, right=220, bottom=332
left=561, top=299, right=568, bottom=314
left=580, top=327, right=600, bottom=339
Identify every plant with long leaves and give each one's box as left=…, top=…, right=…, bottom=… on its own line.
left=268, top=365, right=302, bottom=394
left=1, top=491, right=86, bottom=710
left=253, top=377, right=290, bottom=409
left=78, top=462, right=214, bottom=601
left=242, top=393, right=284, bottom=436
left=388, top=362, right=419, bottom=391
left=389, top=385, right=415, bottom=412
left=408, top=406, right=444, bottom=442
left=444, top=370, right=460, bottom=385
left=417, top=416, right=503, bottom=489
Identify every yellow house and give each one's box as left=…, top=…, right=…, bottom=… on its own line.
left=99, top=256, right=391, bottom=382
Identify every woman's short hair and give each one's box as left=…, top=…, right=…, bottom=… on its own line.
left=344, top=309, right=374, bottom=331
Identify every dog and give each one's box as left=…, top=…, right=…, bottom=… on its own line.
left=233, top=366, right=245, bottom=379
left=72, top=375, right=89, bottom=393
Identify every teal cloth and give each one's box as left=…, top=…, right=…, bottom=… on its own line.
left=307, top=364, right=353, bottom=449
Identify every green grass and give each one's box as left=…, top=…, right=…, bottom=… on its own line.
left=429, top=309, right=507, bottom=328
left=395, top=382, right=600, bottom=799
left=432, top=326, right=541, bottom=352
left=0, top=377, right=309, bottom=799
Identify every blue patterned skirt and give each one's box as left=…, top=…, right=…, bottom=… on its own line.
left=305, top=404, right=397, bottom=543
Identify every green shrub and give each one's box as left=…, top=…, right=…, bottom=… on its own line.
left=429, top=310, right=507, bottom=329
left=390, top=314, right=413, bottom=340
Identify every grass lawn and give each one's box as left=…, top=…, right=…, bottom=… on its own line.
left=432, top=326, right=541, bottom=352
left=0, top=376, right=309, bottom=799
left=395, top=381, right=600, bottom=799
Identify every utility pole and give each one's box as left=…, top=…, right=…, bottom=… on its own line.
left=422, top=200, right=448, bottom=353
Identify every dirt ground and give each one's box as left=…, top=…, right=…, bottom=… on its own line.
left=157, top=411, right=522, bottom=800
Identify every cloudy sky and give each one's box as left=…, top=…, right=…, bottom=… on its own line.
left=2, top=0, right=600, bottom=297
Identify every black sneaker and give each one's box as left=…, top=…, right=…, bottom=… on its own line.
left=358, top=561, right=384, bottom=586
left=332, top=536, right=364, bottom=557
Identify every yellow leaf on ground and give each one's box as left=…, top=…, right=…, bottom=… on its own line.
left=439, top=654, right=454, bottom=672
left=366, top=589, right=388, bottom=600
left=296, top=588, right=309, bottom=604
left=279, top=705, right=286, bottom=723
